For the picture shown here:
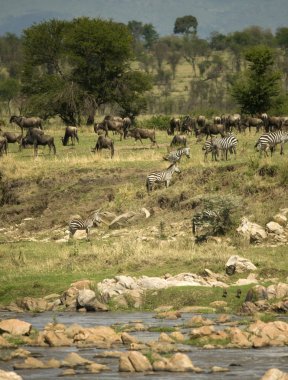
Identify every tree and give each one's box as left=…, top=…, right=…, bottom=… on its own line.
left=127, top=20, right=159, bottom=50
left=174, top=15, right=198, bottom=35
left=182, top=35, right=210, bottom=76
left=0, top=77, right=20, bottom=114
left=21, top=18, right=151, bottom=125
left=276, top=27, right=288, bottom=50
left=230, top=45, right=282, bottom=115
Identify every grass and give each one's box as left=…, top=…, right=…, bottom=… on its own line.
left=0, top=119, right=287, bottom=308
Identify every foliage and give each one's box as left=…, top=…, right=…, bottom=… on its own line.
left=275, top=27, right=288, bottom=50
left=127, top=20, right=159, bottom=49
left=0, top=78, right=20, bottom=113
left=174, top=15, right=198, bottom=35
left=21, top=18, right=151, bottom=124
left=230, top=45, right=282, bottom=114
left=142, top=114, right=171, bottom=130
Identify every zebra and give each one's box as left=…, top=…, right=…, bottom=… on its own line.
left=68, top=209, right=102, bottom=240
left=211, top=134, right=238, bottom=160
left=255, top=131, right=288, bottom=156
left=146, top=163, right=181, bottom=193
left=163, top=147, right=190, bottom=163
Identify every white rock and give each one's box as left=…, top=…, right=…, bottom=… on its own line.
left=273, top=214, right=287, bottom=227
left=266, top=222, right=284, bottom=235
left=225, top=255, right=257, bottom=273
left=237, top=217, right=267, bottom=242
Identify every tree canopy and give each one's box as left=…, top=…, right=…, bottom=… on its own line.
left=174, top=15, right=198, bottom=35
left=21, top=17, right=152, bottom=125
left=230, top=45, right=282, bottom=115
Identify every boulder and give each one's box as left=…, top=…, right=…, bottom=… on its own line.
left=61, top=352, right=93, bottom=367
left=225, top=255, right=257, bottom=274
left=0, top=370, right=23, bottom=380
left=43, top=330, right=72, bottom=347
left=109, top=211, right=144, bottom=229
left=267, top=283, right=288, bottom=300
left=273, top=214, right=287, bottom=227
left=236, top=217, right=267, bottom=243
left=153, top=353, right=201, bottom=372
left=245, top=285, right=268, bottom=302
left=16, top=297, right=48, bottom=312
left=14, top=357, right=60, bottom=369
left=0, top=319, right=32, bottom=336
left=76, top=289, right=108, bottom=312
left=119, top=351, right=153, bottom=372
left=266, top=222, right=284, bottom=235
left=260, top=368, right=288, bottom=380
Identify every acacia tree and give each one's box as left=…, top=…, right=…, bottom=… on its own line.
left=21, top=17, right=151, bottom=125
left=174, top=15, right=198, bottom=35
left=230, top=45, right=282, bottom=115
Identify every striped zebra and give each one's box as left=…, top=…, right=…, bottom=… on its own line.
left=146, top=163, right=181, bottom=193
left=163, top=147, right=190, bottom=163
left=255, top=131, right=288, bottom=156
left=202, top=136, right=237, bottom=161
left=211, top=135, right=238, bottom=160
left=68, top=209, right=102, bottom=240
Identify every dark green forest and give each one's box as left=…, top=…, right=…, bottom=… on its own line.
left=0, top=16, right=288, bottom=124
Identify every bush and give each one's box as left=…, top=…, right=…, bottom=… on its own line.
left=143, top=115, right=171, bottom=130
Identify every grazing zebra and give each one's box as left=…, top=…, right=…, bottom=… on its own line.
left=146, top=163, right=181, bottom=193
left=211, top=134, right=238, bottom=160
left=255, top=131, right=288, bottom=156
left=202, top=138, right=235, bottom=161
left=68, top=210, right=102, bottom=240
left=163, top=147, right=190, bottom=163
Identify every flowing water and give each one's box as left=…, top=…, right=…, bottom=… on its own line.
left=0, top=311, right=287, bottom=379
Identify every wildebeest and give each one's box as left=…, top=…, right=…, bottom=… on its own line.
left=61, top=126, right=79, bottom=146
left=125, top=128, right=159, bottom=147
left=167, top=117, right=181, bottom=135
left=225, top=114, right=241, bottom=133
left=241, top=117, right=263, bottom=133
left=267, top=116, right=282, bottom=132
left=10, top=115, right=43, bottom=134
left=0, top=136, right=8, bottom=156
left=92, top=135, right=114, bottom=158
left=197, top=115, right=206, bottom=129
left=181, top=115, right=196, bottom=135
left=94, top=117, right=124, bottom=141
left=22, top=128, right=56, bottom=157
left=196, top=123, right=226, bottom=141
left=170, top=134, right=187, bottom=147
left=0, top=132, right=22, bottom=151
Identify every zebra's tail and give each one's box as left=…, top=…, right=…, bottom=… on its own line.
left=146, top=177, right=150, bottom=193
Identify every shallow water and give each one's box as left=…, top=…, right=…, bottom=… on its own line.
left=0, top=311, right=287, bottom=379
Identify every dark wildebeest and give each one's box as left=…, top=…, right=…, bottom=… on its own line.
left=225, top=114, right=241, bottom=133
left=197, top=115, right=206, bottom=129
left=92, top=135, right=114, bottom=158
left=0, top=132, right=22, bottom=151
left=196, top=123, right=226, bottom=141
left=61, top=126, right=79, bottom=146
left=170, top=134, right=187, bottom=147
left=267, top=116, right=282, bottom=132
left=181, top=115, right=196, bottom=135
left=22, top=128, right=56, bottom=157
left=213, top=116, right=221, bottom=124
left=102, top=115, right=125, bottom=140
left=0, top=136, right=8, bottom=156
left=167, top=117, right=181, bottom=135
left=241, top=117, right=263, bottom=133
left=10, top=115, right=43, bottom=134
left=125, top=128, right=159, bottom=147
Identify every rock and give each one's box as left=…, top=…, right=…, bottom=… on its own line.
left=155, top=311, right=181, bottom=320
left=76, top=289, right=108, bottom=312
left=59, top=369, right=76, bottom=376
left=170, top=331, right=185, bottom=342
left=16, top=297, right=48, bottom=312
left=185, top=316, right=213, bottom=327
left=225, top=255, right=257, bottom=274
left=273, top=214, right=287, bottom=226
left=266, top=222, right=284, bottom=235
left=209, top=301, right=227, bottom=308
left=70, top=280, right=92, bottom=290
left=121, top=332, right=139, bottom=345
left=190, top=325, right=215, bottom=338
left=260, top=368, right=288, bottom=380
left=43, top=330, right=72, bottom=347
left=153, top=353, right=201, bottom=372
left=60, top=287, right=78, bottom=310
left=245, top=285, right=268, bottom=302
left=247, top=320, right=288, bottom=346
left=240, top=301, right=258, bottom=314
left=0, top=370, right=23, bottom=380
left=73, top=326, right=121, bottom=345
left=211, top=366, right=229, bottom=372
left=0, top=335, right=15, bottom=348
left=154, top=305, right=174, bottom=313
left=227, top=327, right=252, bottom=348
left=0, top=319, right=32, bottom=336
left=61, top=352, right=93, bottom=367
left=14, top=357, right=60, bottom=369
left=109, top=212, right=143, bottom=229
left=236, top=217, right=267, bottom=243
left=267, top=283, right=288, bottom=300
left=158, top=332, right=174, bottom=343
left=86, top=362, right=109, bottom=373
left=119, top=351, right=153, bottom=372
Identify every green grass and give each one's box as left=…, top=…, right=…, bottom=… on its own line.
left=0, top=120, right=287, bottom=308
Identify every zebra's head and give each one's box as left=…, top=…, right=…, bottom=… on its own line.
left=173, top=163, right=181, bottom=173
left=91, top=209, right=102, bottom=226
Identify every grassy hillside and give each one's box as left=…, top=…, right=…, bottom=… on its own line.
left=0, top=120, right=287, bottom=306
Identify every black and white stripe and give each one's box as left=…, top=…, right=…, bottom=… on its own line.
left=146, top=163, right=181, bottom=193
left=255, top=131, right=288, bottom=156
left=211, top=135, right=238, bottom=160
left=163, top=147, right=190, bottom=163
left=68, top=210, right=102, bottom=240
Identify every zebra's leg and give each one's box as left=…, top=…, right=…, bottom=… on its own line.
left=86, top=227, right=90, bottom=241
left=280, top=143, right=284, bottom=155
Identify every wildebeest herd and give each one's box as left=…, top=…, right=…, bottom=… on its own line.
left=1, top=113, right=288, bottom=189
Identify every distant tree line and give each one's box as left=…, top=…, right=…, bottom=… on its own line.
left=0, top=15, right=288, bottom=122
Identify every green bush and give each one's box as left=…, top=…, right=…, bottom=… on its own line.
left=143, top=115, right=171, bottom=130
